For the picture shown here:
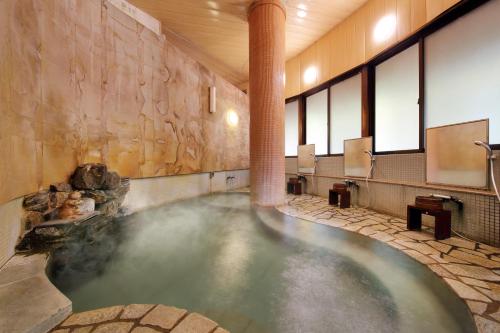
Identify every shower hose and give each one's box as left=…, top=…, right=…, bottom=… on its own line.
left=363, top=160, right=375, bottom=209
left=453, top=156, right=499, bottom=242
left=489, top=156, right=500, bottom=202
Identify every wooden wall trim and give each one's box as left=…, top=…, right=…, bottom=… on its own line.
left=418, top=38, right=425, bottom=151
left=286, top=0, right=492, bottom=99
left=361, top=65, right=374, bottom=138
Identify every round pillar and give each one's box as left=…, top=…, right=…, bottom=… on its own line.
left=248, top=0, right=286, bottom=206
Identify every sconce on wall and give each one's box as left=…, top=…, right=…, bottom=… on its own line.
left=226, top=110, right=239, bottom=127
left=209, top=86, right=216, bottom=113
left=303, top=66, right=318, bottom=85
left=373, top=14, right=397, bottom=43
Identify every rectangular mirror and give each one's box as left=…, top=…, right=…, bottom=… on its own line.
left=298, top=144, right=316, bottom=174
left=344, top=137, right=373, bottom=177
left=426, top=119, right=488, bottom=188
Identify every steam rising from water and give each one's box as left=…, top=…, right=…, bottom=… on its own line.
left=48, top=193, right=475, bottom=333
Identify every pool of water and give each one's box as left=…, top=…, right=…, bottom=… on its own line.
left=48, top=193, right=476, bottom=333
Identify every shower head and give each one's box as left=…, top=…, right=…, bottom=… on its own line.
left=474, top=140, right=492, bottom=154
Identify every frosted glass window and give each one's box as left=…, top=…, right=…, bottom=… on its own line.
left=306, top=89, right=328, bottom=155
left=425, top=0, right=500, bottom=145
left=375, top=44, right=420, bottom=152
left=330, top=74, right=362, bottom=154
left=285, top=100, right=299, bottom=156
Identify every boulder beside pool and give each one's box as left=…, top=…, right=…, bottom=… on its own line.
left=16, top=164, right=130, bottom=252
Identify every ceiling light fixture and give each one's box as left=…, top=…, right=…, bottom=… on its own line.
left=373, top=14, right=397, bottom=43
left=297, top=10, right=307, bottom=18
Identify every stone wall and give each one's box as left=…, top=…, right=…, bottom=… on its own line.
left=0, top=0, right=249, bottom=206
left=286, top=151, right=500, bottom=247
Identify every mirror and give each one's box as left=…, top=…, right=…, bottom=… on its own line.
left=426, top=119, right=488, bottom=188
left=298, top=144, right=316, bottom=174
left=344, top=137, right=373, bottom=178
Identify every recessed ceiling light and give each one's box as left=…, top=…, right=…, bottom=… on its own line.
left=373, top=14, right=397, bottom=43
left=297, top=10, right=307, bottom=18
left=297, top=3, right=307, bottom=10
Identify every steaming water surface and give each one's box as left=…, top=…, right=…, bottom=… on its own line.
left=48, top=193, right=475, bottom=333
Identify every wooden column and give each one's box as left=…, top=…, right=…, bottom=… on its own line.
left=248, top=0, right=286, bottom=206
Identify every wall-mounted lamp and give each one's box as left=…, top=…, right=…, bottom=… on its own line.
left=373, top=14, right=397, bottom=43
left=209, top=86, right=216, bottom=113
left=226, top=110, right=239, bottom=127
left=303, top=66, right=318, bottom=85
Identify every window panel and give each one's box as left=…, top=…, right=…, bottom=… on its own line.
left=425, top=0, right=500, bottom=144
left=306, top=89, right=328, bottom=155
left=330, top=74, right=362, bottom=154
left=375, top=44, right=420, bottom=152
left=285, top=100, right=299, bottom=156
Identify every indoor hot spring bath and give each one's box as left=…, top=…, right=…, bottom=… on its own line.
left=47, top=193, right=476, bottom=333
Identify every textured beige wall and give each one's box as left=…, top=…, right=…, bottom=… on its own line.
left=285, top=151, right=500, bottom=246
left=0, top=0, right=249, bottom=205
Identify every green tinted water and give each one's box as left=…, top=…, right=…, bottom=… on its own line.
left=48, top=193, right=475, bottom=333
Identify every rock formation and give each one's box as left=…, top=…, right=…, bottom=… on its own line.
left=17, top=164, right=130, bottom=252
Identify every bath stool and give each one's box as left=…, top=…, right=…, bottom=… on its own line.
left=329, top=183, right=350, bottom=208
left=407, top=203, right=451, bottom=240
left=287, top=178, right=302, bottom=195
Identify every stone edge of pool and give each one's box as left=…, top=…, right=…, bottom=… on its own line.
left=276, top=193, right=500, bottom=333
left=0, top=191, right=497, bottom=333
left=0, top=255, right=231, bottom=333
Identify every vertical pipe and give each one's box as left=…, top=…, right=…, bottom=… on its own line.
left=248, top=0, right=286, bottom=206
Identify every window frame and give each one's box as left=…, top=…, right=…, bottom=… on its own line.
left=304, top=86, right=330, bottom=156
left=283, top=0, right=496, bottom=156
left=371, top=39, right=424, bottom=155
left=284, top=96, right=303, bottom=157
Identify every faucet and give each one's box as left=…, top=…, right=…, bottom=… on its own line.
left=344, top=179, right=358, bottom=188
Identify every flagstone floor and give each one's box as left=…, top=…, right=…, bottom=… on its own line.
left=277, top=194, right=500, bottom=333
left=50, top=304, right=228, bottom=333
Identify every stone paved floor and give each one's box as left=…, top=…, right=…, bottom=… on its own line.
left=277, top=194, right=500, bottom=333
left=50, top=304, right=229, bottom=333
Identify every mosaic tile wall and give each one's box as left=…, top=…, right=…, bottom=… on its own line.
left=285, top=151, right=500, bottom=246
left=0, top=0, right=249, bottom=206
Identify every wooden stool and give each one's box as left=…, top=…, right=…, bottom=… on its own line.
left=329, top=183, right=350, bottom=208
left=287, top=178, right=302, bottom=195
left=407, top=196, right=451, bottom=240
